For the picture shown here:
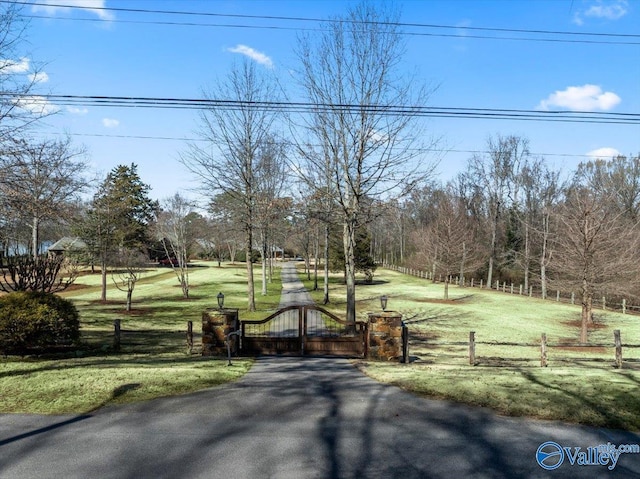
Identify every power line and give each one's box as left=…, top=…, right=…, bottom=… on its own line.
left=57, top=132, right=627, bottom=163
left=12, top=1, right=640, bottom=45
left=27, top=93, right=640, bottom=125
left=61, top=131, right=625, bottom=160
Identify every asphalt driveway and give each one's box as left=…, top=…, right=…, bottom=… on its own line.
left=1, top=355, right=639, bottom=479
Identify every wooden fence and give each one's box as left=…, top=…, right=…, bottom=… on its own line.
left=409, top=329, right=640, bottom=368
left=382, top=263, right=640, bottom=315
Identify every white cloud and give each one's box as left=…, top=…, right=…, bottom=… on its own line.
left=102, top=118, right=119, bottom=128
left=587, top=147, right=621, bottom=159
left=15, top=96, right=59, bottom=115
left=585, top=0, right=628, bottom=19
left=227, top=45, right=274, bottom=68
left=28, top=72, right=49, bottom=84
left=0, top=57, right=30, bottom=74
left=32, top=0, right=114, bottom=21
left=537, top=84, right=621, bottom=111
left=67, top=106, right=89, bottom=115
left=573, top=1, right=628, bottom=24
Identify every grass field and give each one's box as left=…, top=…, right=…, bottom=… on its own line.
left=3, top=261, right=639, bottom=431
left=0, top=261, right=282, bottom=414
left=299, top=266, right=640, bottom=431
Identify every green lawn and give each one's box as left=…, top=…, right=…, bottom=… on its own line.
left=300, top=265, right=640, bottom=431
left=0, top=261, right=282, bottom=414
left=3, top=262, right=639, bottom=431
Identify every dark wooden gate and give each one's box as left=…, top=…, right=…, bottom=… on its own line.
left=239, top=305, right=367, bottom=357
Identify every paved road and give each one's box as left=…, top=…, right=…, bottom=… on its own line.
left=276, top=262, right=327, bottom=336
left=1, top=264, right=639, bottom=478
left=1, top=357, right=639, bottom=478
left=278, top=262, right=314, bottom=308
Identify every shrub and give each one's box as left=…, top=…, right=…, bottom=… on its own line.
left=0, top=292, right=80, bottom=355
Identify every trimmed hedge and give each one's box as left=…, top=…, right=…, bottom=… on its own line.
left=0, top=292, right=80, bottom=355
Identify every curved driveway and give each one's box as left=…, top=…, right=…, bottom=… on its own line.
left=1, top=264, right=639, bottom=478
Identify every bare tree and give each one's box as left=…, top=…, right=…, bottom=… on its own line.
left=254, top=136, right=288, bottom=295
left=551, top=185, right=640, bottom=343
left=0, top=136, right=88, bottom=258
left=409, top=187, right=482, bottom=298
left=577, top=154, right=640, bottom=221
left=295, top=1, right=437, bottom=322
left=535, top=166, right=563, bottom=300
left=181, top=60, right=282, bottom=312
left=0, top=2, right=53, bottom=143
left=156, top=193, right=194, bottom=299
left=112, top=248, right=148, bottom=312
left=466, top=135, right=528, bottom=288
left=512, top=157, right=563, bottom=295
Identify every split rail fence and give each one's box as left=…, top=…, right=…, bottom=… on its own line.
left=409, top=329, right=640, bottom=368
left=383, top=264, right=640, bottom=315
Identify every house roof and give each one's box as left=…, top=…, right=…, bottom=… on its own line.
left=48, top=236, right=88, bottom=252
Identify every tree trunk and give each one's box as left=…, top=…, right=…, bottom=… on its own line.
left=540, top=211, right=550, bottom=300
left=459, top=241, right=467, bottom=287
left=246, top=228, right=255, bottom=311
left=313, top=228, right=319, bottom=291
left=261, top=235, right=267, bottom=296
left=444, top=276, right=449, bottom=300
left=487, top=204, right=499, bottom=289
left=31, top=216, right=40, bottom=260
left=323, top=223, right=330, bottom=304
left=101, top=255, right=107, bottom=302
left=431, top=245, right=438, bottom=284
left=126, top=288, right=132, bottom=312
left=344, top=217, right=357, bottom=324
left=580, top=278, right=592, bottom=343
left=523, top=222, right=530, bottom=292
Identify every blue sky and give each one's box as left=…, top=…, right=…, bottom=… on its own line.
left=17, top=0, right=640, bottom=200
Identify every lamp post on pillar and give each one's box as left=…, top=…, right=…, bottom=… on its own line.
left=202, top=292, right=238, bottom=356
left=380, top=295, right=388, bottom=312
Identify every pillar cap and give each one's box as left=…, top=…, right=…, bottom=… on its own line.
left=367, top=311, right=402, bottom=318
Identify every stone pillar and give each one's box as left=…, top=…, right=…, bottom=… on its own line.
left=367, top=311, right=404, bottom=361
left=202, top=308, right=239, bottom=356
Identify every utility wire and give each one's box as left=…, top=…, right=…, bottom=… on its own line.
left=58, top=131, right=629, bottom=160
left=12, top=1, right=640, bottom=45
left=24, top=93, right=640, bottom=125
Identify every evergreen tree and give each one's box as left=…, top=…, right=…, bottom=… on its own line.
left=329, top=224, right=377, bottom=284
left=78, top=164, right=157, bottom=301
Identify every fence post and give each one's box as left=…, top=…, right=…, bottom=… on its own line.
left=622, top=298, right=626, bottom=314
left=519, top=284, right=523, bottom=295
left=556, top=290, right=560, bottom=302
left=571, top=292, right=575, bottom=305
left=510, top=284, right=514, bottom=294
left=471, top=278, right=474, bottom=288
left=614, top=330, right=622, bottom=369
left=540, top=333, right=547, bottom=367
left=113, top=319, right=121, bottom=352
left=529, top=286, right=533, bottom=297
left=480, top=279, right=483, bottom=289
left=187, top=320, right=193, bottom=354
left=402, top=324, right=409, bottom=364
left=496, top=280, right=499, bottom=290
left=602, top=296, right=606, bottom=311
left=469, top=331, right=476, bottom=366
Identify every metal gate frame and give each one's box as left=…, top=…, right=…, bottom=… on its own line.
left=239, top=305, right=367, bottom=357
